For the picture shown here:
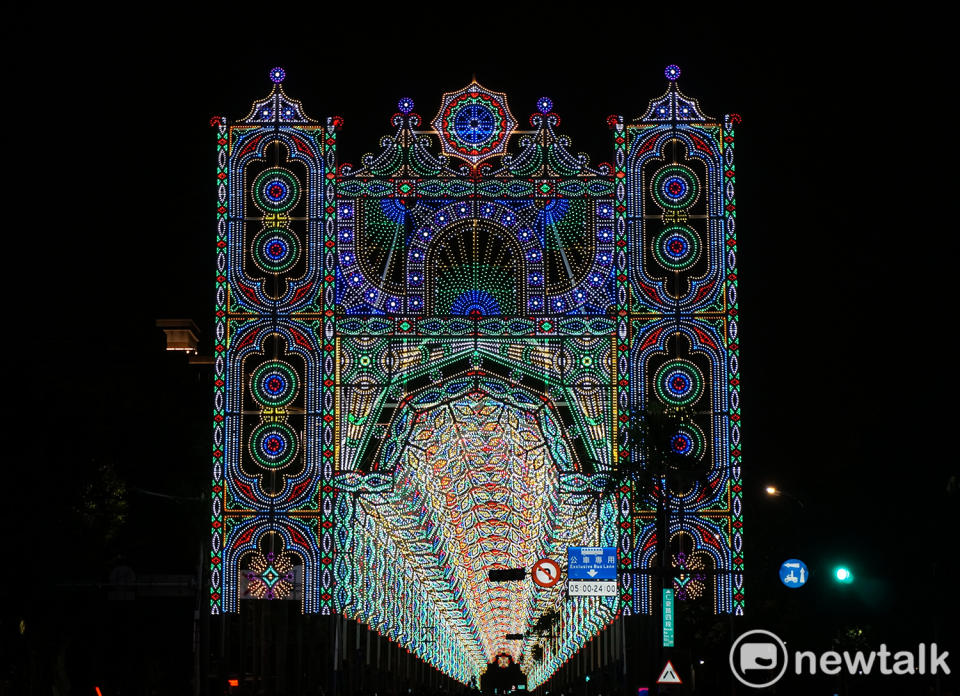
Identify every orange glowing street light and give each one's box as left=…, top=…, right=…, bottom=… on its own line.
left=764, top=485, right=805, bottom=509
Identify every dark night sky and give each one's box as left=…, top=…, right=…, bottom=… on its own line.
left=8, top=10, right=954, bottom=646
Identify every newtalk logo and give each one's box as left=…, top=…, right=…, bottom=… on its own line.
left=729, top=629, right=951, bottom=688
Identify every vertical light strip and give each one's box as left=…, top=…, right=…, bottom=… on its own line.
left=612, top=115, right=633, bottom=617
left=210, top=115, right=228, bottom=614
left=722, top=113, right=744, bottom=615
left=320, top=115, right=339, bottom=613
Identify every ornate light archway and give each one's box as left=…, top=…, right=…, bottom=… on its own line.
left=208, top=66, right=743, bottom=689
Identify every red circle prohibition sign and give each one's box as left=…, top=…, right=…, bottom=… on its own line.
left=532, top=558, right=561, bottom=588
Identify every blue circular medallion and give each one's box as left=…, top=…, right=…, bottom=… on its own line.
left=652, top=165, right=699, bottom=210
left=252, top=361, right=298, bottom=406
left=264, top=179, right=288, bottom=204
left=251, top=422, right=297, bottom=468
left=453, top=104, right=496, bottom=145
left=262, top=432, right=286, bottom=458
left=264, top=236, right=288, bottom=260
left=670, top=424, right=704, bottom=459
left=663, top=176, right=687, bottom=201
left=252, top=229, right=300, bottom=274
left=668, top=372, right=691, bottom=397
left=671, top=432, right=693, bottom=455
left=253, top=168, right=300, bottom=213
left=654, top=225, right=700, bottom=270
left=655, top=360, right=702, bottom=406
left=666, top=234, right=688, bottom=257
left=263, top=372, right=286, bottom=397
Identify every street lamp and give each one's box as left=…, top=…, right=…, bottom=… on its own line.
left=764, top=485, right=805, bottom=509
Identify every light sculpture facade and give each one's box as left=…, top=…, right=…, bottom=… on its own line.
left=209, top=66, right=743, bottom=688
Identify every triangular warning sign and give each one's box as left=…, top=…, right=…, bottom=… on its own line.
left=656, top=660, right=682, bottom=684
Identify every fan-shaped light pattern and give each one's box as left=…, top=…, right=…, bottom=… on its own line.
left=343, top=394, right=613, bottom=686
left=450, top=289, right=501, bottom=316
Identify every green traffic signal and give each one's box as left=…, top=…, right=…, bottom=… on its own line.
left=834, top=566, right=854, bottom=583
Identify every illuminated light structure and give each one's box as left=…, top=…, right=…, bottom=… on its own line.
left=621, top=68, right=744, bottom=621
left=209, top=66, right=742, bottom=688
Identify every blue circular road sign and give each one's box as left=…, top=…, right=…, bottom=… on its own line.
left=779, top=559, right=809, bottom=588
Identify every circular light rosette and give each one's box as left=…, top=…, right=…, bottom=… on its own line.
left=250, top=422, right=298, bottom=468
left=253, top=168, right=301, bottom=213
left=432, top=82, right=517, bottom=166
left=652, top=164, right=699, bottom=210
left=252, top=361, right=299, bottom=407
left=453, top=103, right=497, bottom=144
left=670, top=422, right=705, bottom=459
left=655, top=360, right=703, bottom=406
left=654, top=225, right=701, bottom=270
left=252, top=228, right=300, bottom=274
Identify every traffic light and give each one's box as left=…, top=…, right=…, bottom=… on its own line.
left=833, top=566, right=854, bottom=584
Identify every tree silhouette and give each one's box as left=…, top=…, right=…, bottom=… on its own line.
left=602, top=401, right=708, bottom=499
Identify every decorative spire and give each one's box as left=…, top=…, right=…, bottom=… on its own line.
left=239, top=67, right=316, bottom=124
left=636, top=65, right=712, bottom=123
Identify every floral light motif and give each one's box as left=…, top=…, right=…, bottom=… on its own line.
left=245, top=551, right=294, bottom=600
left=672, top=551, right=707, bottom=601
